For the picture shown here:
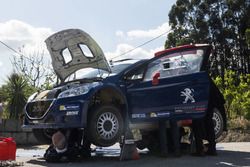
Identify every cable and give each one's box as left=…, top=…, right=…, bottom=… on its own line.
left=0, top=40, right=34, bottom=62
left=110, top=29, right=172, bottom=60
left=1, top=28, right=172, bottom=62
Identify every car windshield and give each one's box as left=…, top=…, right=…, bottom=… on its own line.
left=65, top=59, right=139, bottom=82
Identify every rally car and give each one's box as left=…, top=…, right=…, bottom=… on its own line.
left=23, top=29, right=226, bottom=147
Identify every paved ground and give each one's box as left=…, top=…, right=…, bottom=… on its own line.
left=12, top=142, right=250, bottom=167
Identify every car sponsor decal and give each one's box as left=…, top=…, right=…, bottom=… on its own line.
left=180, top=88, right=195, bottom=104
left=133, top=112, right=170, bottom=119
left=132, top=113, right=146, bottom=119
left=59, top=105, right=80, bottom=111
left=150, top=112, right=157, bottom=118
left=149, top=112, right=170, bottom=118
left=156, top=112, right=170, bottom=117
left=175, top=109, right=183, bottom=113
left=66, top=111, right=79, bottom=116
left=174, top=104, right=207, bottom=113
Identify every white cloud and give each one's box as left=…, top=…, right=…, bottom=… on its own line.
left=0, top=20, right=54, bottom=85
left=116, top=22, right=170, bottom=39
left=0, top=19, right=53, bottom=56
left=110, top=22, right=169, bottom=61
left=105, top=43, right=164, bottom=61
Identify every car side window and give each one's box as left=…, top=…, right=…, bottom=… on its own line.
left=144, top=60, right=162, bottom=81
left=125, top=67, right=145, bottom=81
left=144, top=49, right=204, bottom=81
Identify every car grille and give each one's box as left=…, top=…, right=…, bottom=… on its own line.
left=26, top=100, right=54, bottom=119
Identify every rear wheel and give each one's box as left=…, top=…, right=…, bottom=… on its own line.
left=212, top=107, right=224, bottom=139
left=88, top=105, right=124, bottom=147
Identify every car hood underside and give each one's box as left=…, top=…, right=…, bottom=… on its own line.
left=45, top=29, right=111, bottom=81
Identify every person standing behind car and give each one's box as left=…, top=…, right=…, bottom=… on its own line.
left=192, top=80, right=220, bottom=156
left=204, top=79, right=224, bottom=156
left=0, top=100, right=3, bottom=125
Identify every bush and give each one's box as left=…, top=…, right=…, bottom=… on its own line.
left=0, top=73, right=37, bottom=119
left=214, top=70, right=250, bottom=120
left=228, top=118, right=250, bottom=130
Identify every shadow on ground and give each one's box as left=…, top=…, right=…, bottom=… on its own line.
left=25, top=149, right=250, bottom=167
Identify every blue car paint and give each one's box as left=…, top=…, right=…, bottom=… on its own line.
left=126, top=72, right=210, bottom=122
left=23, top=45, right=212, bottom=130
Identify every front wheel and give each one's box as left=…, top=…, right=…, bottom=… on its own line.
left=88, top=105, right=124, bottom=147
left=212, top=108, right=224, bottom=139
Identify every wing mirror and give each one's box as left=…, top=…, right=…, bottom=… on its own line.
left=152, top=72, right=160, bottom=85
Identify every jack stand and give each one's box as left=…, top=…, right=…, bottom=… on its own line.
left=159, top=120, right=168, bottom=157
left=120, top=128, right=140, bottom=161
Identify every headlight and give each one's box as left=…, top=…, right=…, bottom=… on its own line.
left=58, top=85, right=90, bottom=99
left=58, top=82, right=101, bottom=99
left=27, top=92, right=38, bottom=102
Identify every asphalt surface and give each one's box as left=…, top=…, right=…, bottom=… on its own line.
left=14, top=142, right=250, bottom=167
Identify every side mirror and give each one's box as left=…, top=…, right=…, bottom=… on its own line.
left=152, top=72, right=160, bottom=85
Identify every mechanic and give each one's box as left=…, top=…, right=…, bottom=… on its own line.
left=44, top=129, right=91, bottom=162
left=192, top=80, right=221, bottom=156
left=204, top=80, right=224, bottom=155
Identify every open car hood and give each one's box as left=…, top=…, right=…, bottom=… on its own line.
left=45, top=29, right=111, bottom=81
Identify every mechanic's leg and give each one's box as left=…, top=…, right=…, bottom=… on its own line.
left=170, top=120, right=181, bottom=156
left=79, top=129, right=91, bottom=157
left=192, top=119, right=205, bottom=156
left=159, top=120, right=168, bottom=156
left=205, top=113, right=217, bottom=155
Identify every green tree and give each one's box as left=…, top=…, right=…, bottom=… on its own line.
left=246, top=28, right=250, bottom=47
left=166, top=0, right=250, bottom=79
left=214, top=70, right=250, bottom=120
left=5, top=73, right=30, bottom=119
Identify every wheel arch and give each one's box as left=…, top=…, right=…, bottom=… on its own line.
left=209, top=80, right=227, bottom=131
left=86, top=84, right=129, bottom=122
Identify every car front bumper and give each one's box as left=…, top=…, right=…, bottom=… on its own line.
left=23, top=97, right=89, bottom=129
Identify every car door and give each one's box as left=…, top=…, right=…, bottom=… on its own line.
left=125, top=45, right=212, bottom=122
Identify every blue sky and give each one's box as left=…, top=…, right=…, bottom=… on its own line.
left=0, top=0, right=176, bottom=85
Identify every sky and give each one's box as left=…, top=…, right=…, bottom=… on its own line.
left=0, top=0, right=176, bottom=85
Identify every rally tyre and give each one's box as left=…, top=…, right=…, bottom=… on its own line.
left=212, top=107, right=224, bottom=140
left=88, top=105, right=124, bottom=147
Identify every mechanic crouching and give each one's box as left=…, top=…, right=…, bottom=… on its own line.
left=44, top=129, right=91, bottom=162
